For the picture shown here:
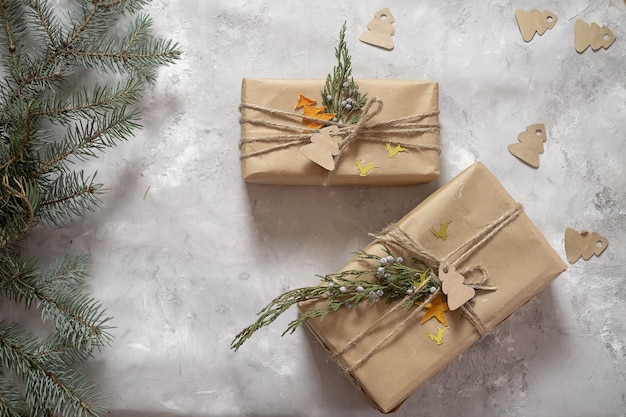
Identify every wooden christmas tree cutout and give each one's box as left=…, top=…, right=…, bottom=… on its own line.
left=514, top=9, right=558, bottom=42
left=508, top=123, right=547, bottom=168
left=300, top=126, right=340, bottom=171
left=564, top=228, right=609, bottom=263
left=575, top=19, right=616, bottom=53
left=439, top=264, right=475, bottom=311
left=359, top=8, right=395, bottom=50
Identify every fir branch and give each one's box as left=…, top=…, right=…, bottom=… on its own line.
left=26, top=0, right=64, bottom=52
left=4, top=59, right=68, bottom=107
left=0, top=111, right=46, bottom=183
left=0, top=321, right=105, bottom=417
left=6, top=272, right=113, bottom=350
left=60, top=0, right=104, bottom=49
left=37, top=171, right=103, bottom=226
left=97, top=0, right=151, bottom=14
left=231, top=247, right=439, bottom=351
left=0, top=0, right=28, bottom=73
left=38, top=105, right=142, bottom=173
left=0, top=250, right=39, bottom=308
left=33, top=333, right=92, bottom=366
left=122, top=14, right=153, bottom=53
left=64, top=0, right=151, bottom=49
left=321, top=22, right=367, bottom=124
left=33, top=79, right=144, bottom=122
left=0, top=1, right=181, bottom=414
left=72, top=35, right=181, bottom=82
left=0, top=176, right=39, bottom=249
left=0, top=370, right=26, bottom=417
left=38, top=254, right=90, bottom=290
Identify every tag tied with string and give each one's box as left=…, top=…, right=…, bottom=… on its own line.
left=238, top=79, right=442, bottom=185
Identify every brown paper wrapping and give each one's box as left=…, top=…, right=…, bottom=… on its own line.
left=298, top=162, right=567, bottom=413
left=240, top=78, right=440, bottom=185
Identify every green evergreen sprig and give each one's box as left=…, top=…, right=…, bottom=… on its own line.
left=231, top=247, right=440, bottom=351
left=321, top=22, right=367, bottom=124
left=0, top=1, right=181, bottom=416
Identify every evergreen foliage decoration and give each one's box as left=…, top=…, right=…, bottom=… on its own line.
left=0, top=1, right=180, bottom=415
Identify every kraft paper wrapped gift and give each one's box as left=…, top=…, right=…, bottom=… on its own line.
left=239, top=78, right=440, bottom=185
left=299, top=162, right=567, bottom=413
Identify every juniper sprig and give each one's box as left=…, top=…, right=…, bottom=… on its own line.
left=231, top=247, right=440, bottom=351
left=321, top=22, right=367, bottom=124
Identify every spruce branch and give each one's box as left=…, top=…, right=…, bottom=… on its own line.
left=38, top=105, right=142, bottom=173
left=0, top=1, right=181, bottom=415
left=0, top=252, right=113, bottom=352
left=33, top=333, right=92, bottom=366
left=0, top=176, right=39, bottom=248
left=34, top=79, right=144, bottom=122
left=231, top=247, right=439, bottom=351
left=38, top=254, right=90, bottom=289
left=26, top=0, right=64, bottom=52
left=0, top=370, right=25, bottom=417
left=0, top=0, right=28, bottom=73
left=38, top=171, right=103, bottom=226
left=0, top=320, right=106, bottom=417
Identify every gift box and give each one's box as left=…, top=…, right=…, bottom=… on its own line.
left=239, top=78, right=440, bottom=185
left=298, top=162, right=567, bottom=413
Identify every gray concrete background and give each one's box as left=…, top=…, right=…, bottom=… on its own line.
left=23, top=1, right=626, bottom=416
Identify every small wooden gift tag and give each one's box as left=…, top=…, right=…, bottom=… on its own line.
left=514, top=9, right=558, bottom=42
left=359, top=8, right=395, bottom=50
left=564, top=228, right=609, bottom=263
left=508, top=123, right=547, bottom=168
left=575, top=19, right=616, bottom=53
left=300, top=126, right=340, bottom=171
left=439, top=264, right=475, bottom=311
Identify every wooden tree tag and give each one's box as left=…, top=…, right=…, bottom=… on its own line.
left=359, top=8, right=395, bottom=50
left=508, top=123, right=547, bottom=168
left=514, top=9, right=558, bottom=42
left=300, top=126, right=340, bottom=171
left=439, top=264, right=475, bottom=311
left=575, top=19, right=616, bottom=53
left=564, top=228, right=609, bottom=263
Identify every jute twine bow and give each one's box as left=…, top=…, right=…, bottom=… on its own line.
left=238, top=97, right=441, bottom=163
left=331, top=203, right=524, bottom=374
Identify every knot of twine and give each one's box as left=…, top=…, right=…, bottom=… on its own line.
left=332, top=203, right=524, bottom=374
left=239, top=97, right=441, bottom=162
left=333, top=98, right=384, bottom=167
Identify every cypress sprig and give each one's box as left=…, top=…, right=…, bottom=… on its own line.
left=231, top=247, right=440, bottom=351
left=321, top=22, right=367, bottom=124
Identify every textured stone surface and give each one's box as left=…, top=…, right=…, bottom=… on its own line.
left=21, top=1, right=626, bottom=415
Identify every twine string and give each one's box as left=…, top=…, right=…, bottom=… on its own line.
left=336, top=289, right=441, bottom=373
left=334, top=203, right=523, bottom=374
left=239, top=98, right=441, bottom=161
left=334, top=98, right=384, bottom=162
